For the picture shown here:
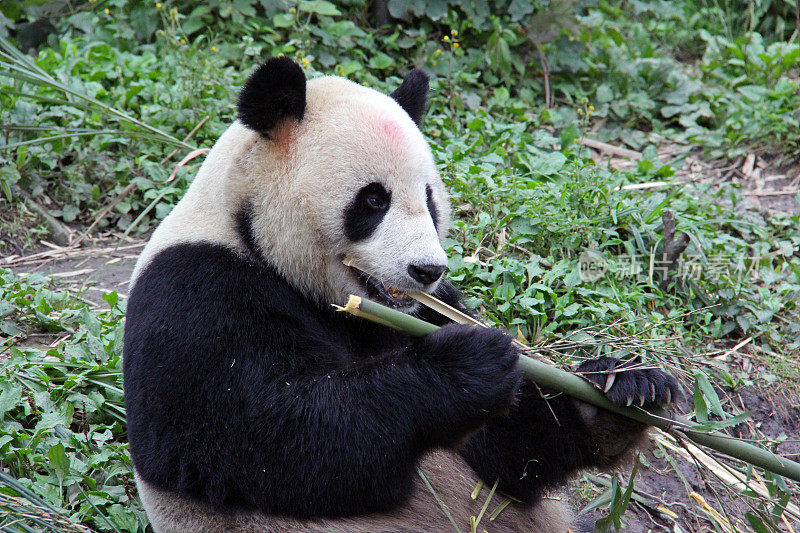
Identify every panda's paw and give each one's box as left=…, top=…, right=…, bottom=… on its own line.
left=576, top=356, right=681, bottom=409
left=417, top=323, right=521, bottom=414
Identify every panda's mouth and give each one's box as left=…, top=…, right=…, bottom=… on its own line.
left=343, top=258, right=415, bottom=308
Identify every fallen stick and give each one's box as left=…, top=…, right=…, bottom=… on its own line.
left=336, top=295, right=800, bottom=483
left=578, top=138, right=643, bottom=160
left=743, top=189, right=799, bottom=197
left=18, top=191, right=72, bottom=246
left=618, top=182, right=669, bottom=191
left=0, top=241, right=145, bottom=267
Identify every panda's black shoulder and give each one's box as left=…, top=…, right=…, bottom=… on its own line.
left=123, top=241, right=335, bottom=380
left=125, top=242, right=312, bottom=331
left=123, top=242, right=397, bottom=371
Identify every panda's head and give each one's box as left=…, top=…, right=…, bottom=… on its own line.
left=233, top=58, right=449, bottom=310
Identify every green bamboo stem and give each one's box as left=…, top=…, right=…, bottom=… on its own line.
left=341, top=295, right=800, bottom=483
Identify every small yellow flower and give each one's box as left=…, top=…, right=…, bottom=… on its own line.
left=588, top=105, right=594, bottom=111
left=156, top=2, right=161, bottom=7
left=277, top=53, right=285, bottom=57
left=179, top=38, right=186, bottom=44
left=434, top=49, right=442, bottom=57
left=453, top=42, right=459, bottom=48
left=104, top=7, right=110, bottom=14
left=577, top=108, right=584, bottom=115
left=443, top=35, right=449, bottom=42
left=210, top=45, right=217, bottom=52
left=451, top=29, right=458, bottom=36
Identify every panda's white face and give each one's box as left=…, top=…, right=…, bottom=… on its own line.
left=132, top=63, right=448, bottom=309
left=239, top=75, right=450, bottom=309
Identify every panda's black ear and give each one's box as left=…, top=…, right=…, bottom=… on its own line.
left=390, top=69, right=429, bottom=126
left=237, top=57, right=306, bottom=135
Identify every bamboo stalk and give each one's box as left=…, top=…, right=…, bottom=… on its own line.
left=338, top=296, right=800, bottom=483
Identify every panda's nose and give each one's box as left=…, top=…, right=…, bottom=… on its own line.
left=408, top=263, right=446, bottom=285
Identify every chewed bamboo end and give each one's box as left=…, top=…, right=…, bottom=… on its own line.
left=339, top=294, right=362, bottom=313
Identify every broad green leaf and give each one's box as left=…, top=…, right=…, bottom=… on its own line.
left=368, top=52, right=394, bottom=70
left=273, top=13, right=295, bottom=27
left=337, top=60, right=363, bottom=76
left=695, top=372, right=724, bottom=418
left=47, top=443, right=70, bottom=485
left=298, top=0, right=341, bottom=16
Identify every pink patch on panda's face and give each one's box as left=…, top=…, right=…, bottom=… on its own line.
left=380, top=119, right=401, bottom=139
left=372, top=116, right=408, bottom=150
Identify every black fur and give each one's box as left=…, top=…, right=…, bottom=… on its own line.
left=576, top=356, right=681, bottom=407
left=461, top=358, right=680, bottom=503
left=124, top=242, right=679, bottom=518
left=125, top=243, right=519, bottom=517
left=237, top=57, right=306, bottom=134
left=390, top=69, right=429, bottom=126
left=234, top=205, right=263, bottom=262
left=425, top=184, right=438, bottom=230
left=343, top=182, right=391, bottom=242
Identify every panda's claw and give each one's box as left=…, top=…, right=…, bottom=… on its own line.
left=603, top=373, right=616, bottom=393
left=577, top=356, right=681, bottom=409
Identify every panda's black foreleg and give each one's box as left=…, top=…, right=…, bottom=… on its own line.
left=235, top=323, right=523, bottom=517
left=412, top=282, right=680, bottom=501
left=459, top=357, right=680, bottom=503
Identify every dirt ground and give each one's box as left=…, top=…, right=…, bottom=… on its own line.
left=618, top=388, right=800, bottom=532
left=3, top=235, right=144, bottom=306
left=593, top=144, right=800, bottom=216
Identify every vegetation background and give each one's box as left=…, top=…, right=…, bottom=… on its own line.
left=0, top=0, right=799, bottom=531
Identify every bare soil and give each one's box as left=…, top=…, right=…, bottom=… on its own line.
left=3, top=235, right=144, bottom=306
left=618, top=388, right=800, bottom=532
left=589, top=143, right=800, bottom=215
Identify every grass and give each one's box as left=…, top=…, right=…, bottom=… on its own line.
left=0, top=273, right=138, bottom=532
left=1, top=0, right=799, bottom=531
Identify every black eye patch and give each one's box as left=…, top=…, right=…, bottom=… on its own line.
left=426, top=184, right=438, bottom=230
left=344, top=182, right=391, bottom=241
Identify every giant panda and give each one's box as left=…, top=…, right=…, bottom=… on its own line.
left=123, top=58, right=680, bottom=532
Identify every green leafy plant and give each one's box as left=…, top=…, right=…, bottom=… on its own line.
left=0, top=271, right=141, bottom=532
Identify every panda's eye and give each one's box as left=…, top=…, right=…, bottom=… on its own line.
left=344, top=182, right=392, bottom=241
left=366, top=193, right=388, bottom=210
